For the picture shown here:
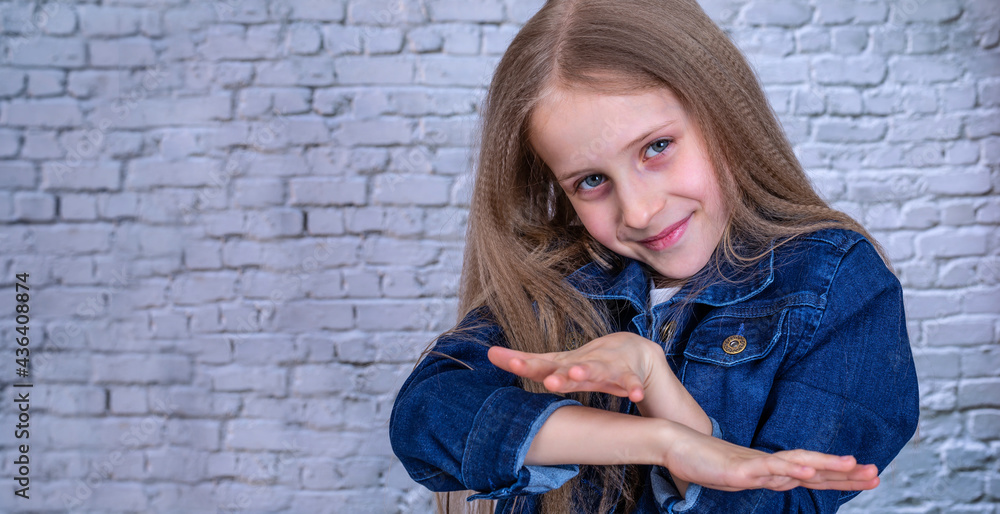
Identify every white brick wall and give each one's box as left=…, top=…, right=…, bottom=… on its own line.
left=0, top=0, right=996, bottom=512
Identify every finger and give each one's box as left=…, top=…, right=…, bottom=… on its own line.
left=794, top=476, right=880, bottom=491
left=622, top=373, right=645, bottom=403
left=800, top=464, right=879, bottom=484
left=488, top=347, right=561, bottom=382
left=775, top=451, right=865, bottom=473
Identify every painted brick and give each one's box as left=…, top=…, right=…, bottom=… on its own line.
left=0, top=2, right=994, bottom=511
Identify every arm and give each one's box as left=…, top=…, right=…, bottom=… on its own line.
left=657, top=239, right=920, bottom=512
left=389, top=308, right=582, bottom=499
left=489, top=334, right=880, bottom=496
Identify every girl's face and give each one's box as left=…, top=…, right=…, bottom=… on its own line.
left=529, top=87, right=730, bottom=281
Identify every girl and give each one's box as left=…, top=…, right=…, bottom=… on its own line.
left=390, top=0, right=920, bottom=512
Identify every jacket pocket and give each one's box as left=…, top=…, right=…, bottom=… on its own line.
left=682, top=307, right=787, bottom=367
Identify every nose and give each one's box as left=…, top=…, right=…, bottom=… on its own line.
left=617, top=176, right=664, bottom=231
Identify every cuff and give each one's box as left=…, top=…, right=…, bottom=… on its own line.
left=464, top=390, right=582, bottom=500
left=651, top=416, right=722, bottom=512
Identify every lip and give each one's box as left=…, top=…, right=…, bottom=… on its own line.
left=638, top=215, right=691, bottom=251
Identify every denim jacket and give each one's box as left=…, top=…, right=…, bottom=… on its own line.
left=389, top=228, right=920, bottom=513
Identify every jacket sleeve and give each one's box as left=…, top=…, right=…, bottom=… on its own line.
left=389, top=307, right=581, bottom=499
left=656, top=239, right=920, bottom=513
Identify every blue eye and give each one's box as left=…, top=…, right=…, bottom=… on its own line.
left=644, top=139, right=672, bottom=160
left=579, top=174, right=605, bottom=190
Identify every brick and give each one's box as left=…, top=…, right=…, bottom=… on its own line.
left=234, top=178, right=284, bottom=207
left=292, top=363, right=354, bottom=394
left=925, top=317, right=996, bottom=346
left=831, top=26, right=868, bottom=54
left=288, top=23, right=322, bottom=55
left=216, top=0, right=269, bottom=23
left=940, top=84, right=977, bottom=111
left=170, top=272, right=238, bottom=305
left=364, top=27, right=405, bottom=54
left=814, top=56, right=887, bottom=85
left=888, top=116, right=961, bottom=142
left=37, top=384, right=105, bottom=415
left=234, top=336, right=305, bottom=365
left=110, top=386, right=149, bottom=414
left=965, top=111, right=1000, bottom=138
left=900, top=87, right=937, bottom=114
left=40, top=160, right=121, bottom=191
left=969, top=411, right=1000, bottom=440
left=88, top=96, right=232, bottom=129
left=342, top=269, right=380, bottom=298
left=427, top=0, right=503, bottom=22
left=7, top=36, right=85, bottom=68
left=924, top=172, right=992, bottom=196
left=372, top=174, right=451, bottom=205
left=417, top=56, right=499, bottom=87
left=20, top=130, right=60, bottom=159
left=321, top=25, right=363, bottom=55
left=246, top=209, right=304, bottom=239
left=506, top=0, right=546, bottom=23
left=961, top=347, right=1000, bottom=378
left=224, top=420, right=292, bottom=451
left=795, top=27, right=830, bottom=53
left=287, top=0, right=347, bottom=21
left=89, top=38, right=157, bottom=67
left=347, top=0, right=426, bottom=24
left=892, top=0, right=962, bottom=23
left=269, top=301, right=353, bottom=331
left=14, top=191, right=56, bottom=221
left=91, top=354, right=192, bottom=384
left=483, top=24, right=520, bottom=54
left=743, top=0, right=812, bottom=27
left=440, top=24, right=481, bottom=55
left=940, top=201, right=977, bottom=225
left=826, top=88, right=862, bottom=115
left=306, top=208, right=345, bottom=235
left=33, top=224, right=113, bottom=254
left=210, top=365, right=287, bottom=394
left=242, top=152, right=309, bottom=177
left=289, top=177, right=367, bottom=205
left=361, top=238, right=440, bottom=266
left=78, top=6, right=143, bottom=36
left=125, top=158, right=222, bottom=188
left=26, top=69, right=65, bottom=97
left=815, top=119, right=887, bottom=142
left=254, top=57, right=337, bottom=87
left=912, top=349, right=960, bottom=379
left=3, top=99, right=83, bottom=128
left=892, top=56, right=963, bottom=84
left=336, top=55, right=416, bottom=85
left=0, top=128, right=20, bottom=158
left=958, top=379, right=1000, bottom=409
left=335, top=118, right=414, bottom=146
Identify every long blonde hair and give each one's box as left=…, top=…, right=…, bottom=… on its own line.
left=440, top=0, right=885, bottom=512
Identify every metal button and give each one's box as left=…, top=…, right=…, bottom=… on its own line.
left=659, top=321, right=676, bottom=342
left=722, top=334, right=747, bottom=355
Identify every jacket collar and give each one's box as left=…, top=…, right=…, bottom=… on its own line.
left=565, top=249, right=775, bottom=311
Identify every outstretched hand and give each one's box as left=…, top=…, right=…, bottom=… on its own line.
left=487, top=332, right=663, bottom=403
left=492, top=335, right=882, bottom=493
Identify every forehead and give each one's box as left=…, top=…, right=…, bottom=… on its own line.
left=527, top=86, right=689, bottom=169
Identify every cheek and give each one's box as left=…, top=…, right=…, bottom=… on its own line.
left=575, top=205, right=618, bottom=241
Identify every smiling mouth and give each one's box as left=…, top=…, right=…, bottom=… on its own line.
left=638, top=215, right=691, bottom=250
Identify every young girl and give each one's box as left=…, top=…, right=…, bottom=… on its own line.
left=390, top=0, right=920, bottom=512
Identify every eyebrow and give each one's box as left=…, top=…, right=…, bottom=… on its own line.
left=554, top=119, right=679, bottom=184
